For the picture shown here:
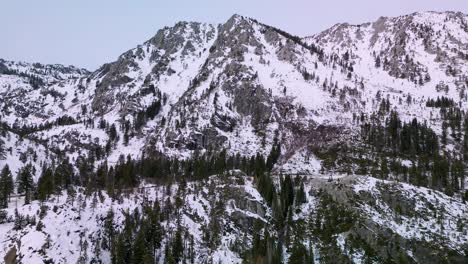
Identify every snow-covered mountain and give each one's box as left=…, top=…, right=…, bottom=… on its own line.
left=2, top=12, right=468, bottom=171
left=1, top=11, right=468, bottom=263
left=1, top=173, right=467, bottom=263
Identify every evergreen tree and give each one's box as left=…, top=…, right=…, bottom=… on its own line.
left=463, top=117, right=468, bottom=162
left=172, top=226, right=184, bottom=263
left=375, top=55, right=381, bottom=68
left=37, top=166, right=54, bottom=203
left=0, top=165, right=14, bottom=208
left=114, top=234, right=126, bottom=264
left=450, top=160, right=464, bottom=194
left=17, top=164, right=34, bottom=205
left=280, top=175, right=295, bottom=218
left=295, top=182, right=307, bottom=207
left=432, top=156, right=449, bottom=190
left=133, top=228, right=148, bottom=264
left=380, top=158, right=389, bottom=179
left=289, top=241, right=310, bottom=264
left=266, top=131, right=281, bottom=171
left=146, top=202, right=163, bottom=257
left=55, top=159, right=74, bottom=190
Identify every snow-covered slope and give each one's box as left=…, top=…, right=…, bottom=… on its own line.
left=306, top=11, right=468, bottom=125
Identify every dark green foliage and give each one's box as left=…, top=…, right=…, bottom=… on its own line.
left=378, top=98, right=391, bottom=115
left=54, top=159, right=74, bottom=191
left=295, top=182, right=307, bottom=207
left=280, top=175, right=295, bottom=219
left=108, top=124, right=118, bottom=142
left=136, top=149, right=278, bottom=185
left=362, top=111, right=439, bottom=156
left=244, top=226, right=282, bottom=264
left=0, top=165, right=14, bottom=208
left=109, top=202, right=165, bottom=264
left=37, top=166, right=54, bottom=202
left=375, top=55, right=381, bottom=68
left=450, top=160, right=464, bottom=193
left=133, top=227, right=148, bottom=264
left=145, top=202, right=163, bottom=253
left=0, top=68, right=45, bottom=89
left=134, top=100, right=161, bottom=130
left=426, top=96, right=455, bottom=108
left=257, top=173, right=276, bottom=206
left=358, top=110, right=465, bottom=192
left=17, top=163, right=34, bottom=205
left=266, top=132, right=281, bottom=172
left=114, top=155, right=137, bottom=189
left=312, top=191, right=355, bottom=243
left=54, top=115, right=78, bottom=126
left=172, top=226, right=184, bottom=263
left=253, top=19, right=324, bottom=59
left=431, top=156, right=450, bottom=191
left=289, top=241, right=311, bottom=264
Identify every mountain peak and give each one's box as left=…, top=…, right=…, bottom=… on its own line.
left=227, top=13, right=246, bottom=21
left=225, top=13, right=259, bottom=27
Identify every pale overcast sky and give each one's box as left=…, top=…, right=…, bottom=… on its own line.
left=2, top=0, right=467, bottom=70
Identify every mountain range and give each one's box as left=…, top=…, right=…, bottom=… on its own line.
left=0, top=11, right=467, bottom=264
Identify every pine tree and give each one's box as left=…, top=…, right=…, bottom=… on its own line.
left=165, top=247, right=176, bottom=264
left=17, top=164, right=34, bottom=205
left=450, top=160, right=464, bottom=193
left=0, top=165, right=14, bottom=208
left=463, top=117, right=468, bottom=162
left=380, top=158, right=389, bottom=179
left=432, top=156, right=449, bottom=190
left=375, top=55, right=381, bottom=68
left=172, top=226, right=184, bottom=263
left=280, top=175, right=295, bottom=218
left=114, top=234, right=126, bottom=264
left=55, top=159, right=74, bottom=190
left=442, top=121, right=448, bottom=146
left=104, top=208, right=115, bottom=247
left=295, top=182, right=307, bottom=206
left=67, top=186, right=76, bottom=206
left=37, top=166, right=54, bottom=203
left=133, top=228, right=148, bottom=264
left=289, top=241, right=309, bottom=264
left=266, top=132, right=281, bottom=172
left=147, top=202, right=163, bottom=254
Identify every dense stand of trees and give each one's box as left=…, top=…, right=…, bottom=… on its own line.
left=426, top=96, right=455, bottom=108
left=0, top=67, right=45, bottom=89
left=103, top=202, right=166, bottom=264
left=243, top=172, right=308, bottom=263
left=0, top=159, right=74, bottom=207
left=1, top=115, right=78, bottom=138
left=361, top=110, right=439, bottom=156
left=134, top=100, right=162, bottom=130
left=0, top=134, right=286, bottom=206
left=0, top=136, right=313, bottom=262
left=360, top=110, right=467, bottom=195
